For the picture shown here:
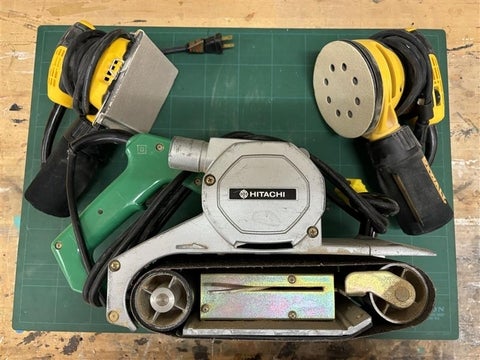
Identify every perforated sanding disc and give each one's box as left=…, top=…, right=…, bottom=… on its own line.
left=313, top=40, right=383, bottom=138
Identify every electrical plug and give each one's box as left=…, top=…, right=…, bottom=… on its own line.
left=187, top=33, right=234, bottom=54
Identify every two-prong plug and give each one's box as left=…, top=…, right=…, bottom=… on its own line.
left=187, top=33, right=234, bottom=54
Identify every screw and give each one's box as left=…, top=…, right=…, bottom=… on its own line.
left=204, top=174, right=216, bottom=186
left=194, top=178, right=202, bottom=186
left=109, top=260, right=121, bottom=272
left=288, top=311, right=297, bottom=320
left=156, top=143, right=165, bottom=152
left=201, top=304, right=210, bottom=313
left=54, top=241, right=62, bottom=250
left=108, top=310, right=119, bottom=323
left=287, top=275, right=296, bottom=284
left=307, top=226, right=319, bottom=238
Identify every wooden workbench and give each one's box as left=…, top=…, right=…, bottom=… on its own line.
left=0, top=1, right=478, bottom=358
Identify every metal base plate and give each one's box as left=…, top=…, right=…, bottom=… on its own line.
left=95, top=30, right=178, bottom=133
left=200, top=274, right=335, bottom=320
left=182, top=294, right=372, bottom=338
left=313, top=40, right=381, bottom=138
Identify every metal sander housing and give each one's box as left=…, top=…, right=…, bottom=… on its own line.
left=170, top=137, right=325, bottom=246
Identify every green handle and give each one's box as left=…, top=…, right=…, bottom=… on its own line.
left=51, top=133, right=200, bottom=292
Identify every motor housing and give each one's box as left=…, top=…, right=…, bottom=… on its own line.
left=169, top=137, right=325, bottom=247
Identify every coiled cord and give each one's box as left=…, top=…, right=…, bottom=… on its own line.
left=371, top=29, right=438, bottom=163
left=224, top=131, right=399, bottom=235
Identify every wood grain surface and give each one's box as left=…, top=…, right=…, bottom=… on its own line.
left=0, top=1, right=478, bottom=359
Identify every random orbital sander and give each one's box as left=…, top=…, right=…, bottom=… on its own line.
left=313, top=29, right=453, bottom=235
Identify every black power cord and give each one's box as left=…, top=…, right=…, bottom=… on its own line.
left=370, top=29, right=439, bottom=164
left=64, top=129, right=193, bottom=306
left=32, top=28, right=234, bottom=217
left=66, top=130, right=133, bottom=276
left=63, top=29, right=132, bottom=119
left=41, top=30, right=234, bottom=163
left=223, top=131, right=399, bottom=235
left=41, top=104, right=67, bottom=164
left=82, top=172, right=191, bottom=306
left=68, top=130, right=398, bottom=306
left=161, top=33, right=234, bottom=55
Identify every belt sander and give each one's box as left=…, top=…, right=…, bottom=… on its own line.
left=52, top=133, right=436, bottom=339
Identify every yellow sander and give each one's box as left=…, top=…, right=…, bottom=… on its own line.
left=313, top=29, right=453, bottom=235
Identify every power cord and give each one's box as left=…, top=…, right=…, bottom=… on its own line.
left=65, top=129, right=194, bottom=306
left=370, top=29, right=439, bottom=164
left=66, top=130, right=133, bottom=275
left=41, top=30, right=234, bottom=163
left=223, top=131, right=399, bottom=236
left=69, top=130, right=398, bottom=306
left=82, top=172, right=191, bottom=306
left=161, top=33, right=234, bottom=55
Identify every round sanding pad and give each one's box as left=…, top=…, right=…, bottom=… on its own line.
left=313, top=40, right=382, bottom=138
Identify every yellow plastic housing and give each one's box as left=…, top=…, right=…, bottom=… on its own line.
left=429, top=53, right=445, bottom=125
left=47, top=20, right=96, bottom=108
left=47, top=45, right=73, bottom=108
left=86, top=37, right=130, bottom=123
left=78, top=19, right=94, bottom=29
left=405, top=28, right=444, bottom=125
left=355, top=39, right=405, bottom=141
left=46, top=20, right=130, bottom=123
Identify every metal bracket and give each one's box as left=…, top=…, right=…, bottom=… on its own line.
left=345, top=271, right=416, bottom=309
left=200, top=274, right=335, bottom=320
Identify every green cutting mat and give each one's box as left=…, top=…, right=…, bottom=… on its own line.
left=14, top=26, right=458, bottom=339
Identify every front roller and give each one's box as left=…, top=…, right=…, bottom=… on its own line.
left=129, top=269, right=194, bottom=333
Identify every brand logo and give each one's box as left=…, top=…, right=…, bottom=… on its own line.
left=239, top=189, right=249, bottom=199
left=229, top=188, right=296, bottom=200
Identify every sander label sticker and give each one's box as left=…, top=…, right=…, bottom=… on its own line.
left=229, top=188, right=297, bottom=200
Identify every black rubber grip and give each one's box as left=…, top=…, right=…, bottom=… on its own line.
left=367, top=126, right=453, bottom=235
left=24, top=119, right=104, bottom=217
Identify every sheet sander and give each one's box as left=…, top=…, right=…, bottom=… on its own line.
left=313, top=29, right=453, bottom=235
